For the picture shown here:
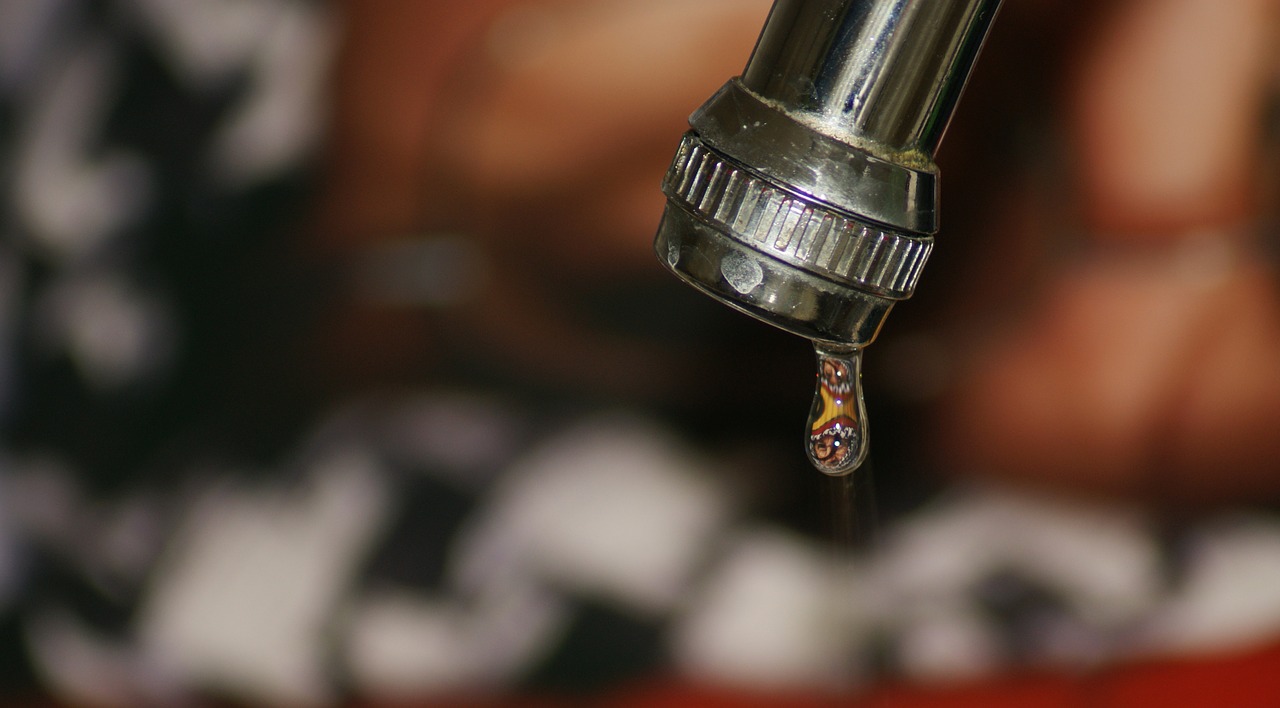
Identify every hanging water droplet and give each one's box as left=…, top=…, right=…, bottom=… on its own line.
left=805, top=344, right=868, bottom=476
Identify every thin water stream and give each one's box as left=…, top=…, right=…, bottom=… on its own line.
left=808, top=343, right=880, bottom=686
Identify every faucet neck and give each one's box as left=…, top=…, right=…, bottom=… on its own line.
left=742, top=0, right=1002, bottom=158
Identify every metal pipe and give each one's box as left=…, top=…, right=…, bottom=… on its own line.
left=654, top=0, right=1001, bottom=346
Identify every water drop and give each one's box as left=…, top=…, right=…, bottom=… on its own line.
left=721, top=252, right=763, bottom=294
left=805, top=344, right=868, bottom=476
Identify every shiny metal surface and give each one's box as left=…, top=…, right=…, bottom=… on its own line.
left=743, top=0, right=1000, bottom=157
left=654, top=0, right=1001, bottom=347
left=690, top=80, right=937, bottom=234
left=655, top=205, right=894, bottom=345
left=664, top=133, right=931, bottom=299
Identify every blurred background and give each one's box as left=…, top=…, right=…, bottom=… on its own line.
left=2, top=0, right=1280, bottom=704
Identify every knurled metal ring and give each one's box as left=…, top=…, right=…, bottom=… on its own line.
left=662, top=133, right=933, bottom=299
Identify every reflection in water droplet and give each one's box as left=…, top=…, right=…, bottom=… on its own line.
left=805, top=344, right=868, bottom=476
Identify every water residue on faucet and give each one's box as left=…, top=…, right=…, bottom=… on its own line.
left=805, top=343, right=868, bottom=476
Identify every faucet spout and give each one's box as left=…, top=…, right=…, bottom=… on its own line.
left=655, top=0, right=1002, bottom=346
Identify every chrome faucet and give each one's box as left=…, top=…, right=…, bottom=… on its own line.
left=655, top=0, right=1002, bottom=347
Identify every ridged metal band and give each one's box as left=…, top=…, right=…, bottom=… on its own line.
left=662, top=133, right=932, bottom=299
left=690, top=80, right=938, bottom=234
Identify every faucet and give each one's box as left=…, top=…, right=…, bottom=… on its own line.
left=654, top=0, right=1002, bottom=348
